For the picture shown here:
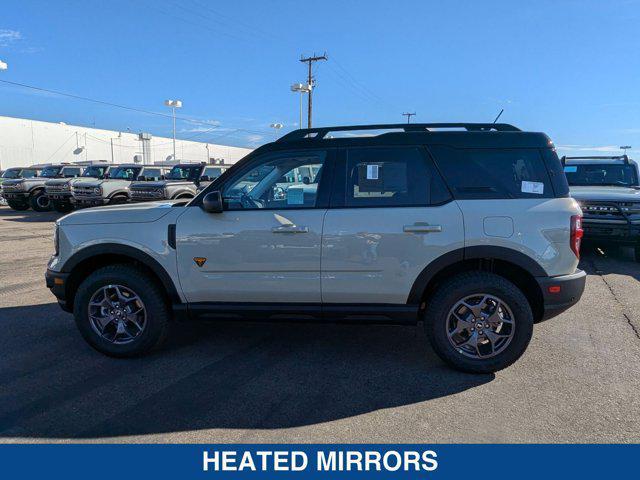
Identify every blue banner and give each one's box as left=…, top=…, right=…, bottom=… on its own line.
left=0, top=444, right=637, bottom=479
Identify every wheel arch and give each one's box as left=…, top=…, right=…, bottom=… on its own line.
left=408, top=246, right=547, bottom=322
left=61, top=243, right=182, bottom=309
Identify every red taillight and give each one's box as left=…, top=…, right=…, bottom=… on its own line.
left=570, top=215, right=583, bottom=259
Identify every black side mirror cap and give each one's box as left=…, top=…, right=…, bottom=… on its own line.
left=200, top=175, right=210, bottom=182
left=202, top=191, right=224, bottom=213
left=137, top=175, right=146, bottom=181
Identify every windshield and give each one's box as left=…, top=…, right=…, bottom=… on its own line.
left=166, top=165, right=202, bottom=180
left=82, top=166, right=107, bottom=178
left=565, top=163, right=639, bottom=187
left=109, top=166, right=141, bottom=180
left=41, top=166, right=62, bottom=178
left=1, top=169, right=21, bottom=179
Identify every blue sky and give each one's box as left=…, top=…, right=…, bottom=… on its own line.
left=1, top=0, right=640, bottom=154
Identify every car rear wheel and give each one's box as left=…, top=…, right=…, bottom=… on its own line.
left=73, top=264, right=170, bottom=357
left=424, top=271, right=534, bottom=374
left=29, top=190, right=52, bottom=212
left=7, top=199, right=29, bottom=211
left=108, top=195, right=128, bottom=205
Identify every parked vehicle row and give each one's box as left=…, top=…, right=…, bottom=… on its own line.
left=0, top=162, right=229, bottom=212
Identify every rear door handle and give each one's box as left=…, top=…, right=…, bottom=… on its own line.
left=272, top=224, right=309, bottom=233
left=403, top=223, right=442, bottom=233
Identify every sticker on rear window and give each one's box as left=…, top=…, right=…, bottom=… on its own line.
left=521, top=181, right=544, bottom=195
left=564, top=166, right=578, bottom=173
left=366, top=164, right=379, bottom=180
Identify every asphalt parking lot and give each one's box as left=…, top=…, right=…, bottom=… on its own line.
left=0, top=206, right=639, bottom=443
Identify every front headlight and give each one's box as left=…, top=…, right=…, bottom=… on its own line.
left=53, top=224, right=59, bottom=256
left=62, top=183, right=70, bottom=190
left=93, top=186, right=102, bottom=195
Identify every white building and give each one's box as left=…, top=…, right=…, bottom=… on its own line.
left=0, top=115, right=253, bottom=170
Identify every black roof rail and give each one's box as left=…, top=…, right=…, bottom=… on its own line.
left=561, top=155, right=629, bottom=165
left=277, top=122, right=521, bottom=142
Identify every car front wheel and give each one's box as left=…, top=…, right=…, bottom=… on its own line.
left=73, top=264, right=170, bottom=357
left=29, top=190, right=52, bottom=211
left=424, top=271, right=534, bottom=374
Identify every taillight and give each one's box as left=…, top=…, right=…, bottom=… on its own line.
left=570, top=215, right=583, bottom=259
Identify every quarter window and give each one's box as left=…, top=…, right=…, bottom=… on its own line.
left=430, top=147, right=553, bottom=199
left=143, top=168, right=162, bottom=181
left=222, top=151, right=326, bottom=210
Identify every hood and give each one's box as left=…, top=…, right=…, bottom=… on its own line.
left=1, top=179, right=25, bottom=187
left=45, top=178, right=73, bottom=186
left=58, top=200, right=181, bottom=226
left=73, top=178, right=128, bottom=188
left=570, top=185, right=640, bottom=202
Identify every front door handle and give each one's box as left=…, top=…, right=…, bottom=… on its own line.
left=403, top=223, right=442, bottom=233
left=272, top=224, right=309, bottom=234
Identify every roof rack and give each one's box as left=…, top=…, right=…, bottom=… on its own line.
left=277, top=122, right=521, bottom=142
left=561, top=155, right=630, bottom=165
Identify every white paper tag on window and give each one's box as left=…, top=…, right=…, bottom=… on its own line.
left=521, top=181, right=544, bottom=194
left=366, top=164, right=379, bottom=180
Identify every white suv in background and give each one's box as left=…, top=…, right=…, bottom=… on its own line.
left=46, top=123, right=586, bottom=373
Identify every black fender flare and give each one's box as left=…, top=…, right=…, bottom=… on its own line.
left=107, top=189, right=130, bottom=199
left=407, top=246, right=548, bottom=304
left=61, top=243, right=182, bottom=303
left=170, top=189, right=195, bottom=199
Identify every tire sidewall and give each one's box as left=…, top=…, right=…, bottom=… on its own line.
left=30, top=191, right=51, bottom=211
left=426, top=274, right=534, bottom=373
left=74, top=267, right=168, bottom=357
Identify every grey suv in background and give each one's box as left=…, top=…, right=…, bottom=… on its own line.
left=130, top=163, right=207, bottom=202
left=45, top=163, right=111, bottom=212
left=564, top=155, right=640, bottom=261
left=2, top=164, right=83, bottom=211
left=0, top=166, right=40, bottom=206
left=72, top=164, right=166, bottom=208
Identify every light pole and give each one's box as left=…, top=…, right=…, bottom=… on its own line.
left=291, top=83, right=311, bottom=129
left=164, top=99, right=182, bottom=161
left=270, top=123, right=284, bottom=140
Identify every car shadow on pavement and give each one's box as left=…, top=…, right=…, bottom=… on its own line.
left=0, top=208, right=63, bottom=223
left=0, top=303, right=493, bottom=440
left=580, top=244, right=640, bottom=281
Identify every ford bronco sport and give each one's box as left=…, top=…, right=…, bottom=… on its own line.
left=46, top=123, right=586, bottom=373
left=71, top=164, right=166, bottom=208
left=2, top=164, right=82, bottom=211
left=563, top=155, right=640, bottom=261
left=45, top=163, right=111, bottom=213
left=129, top=163, right=207, bottom=202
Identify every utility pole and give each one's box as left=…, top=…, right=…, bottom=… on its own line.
left=402, top=112, right=416, bottom=124
left=300, top=53, right=327, bottom=129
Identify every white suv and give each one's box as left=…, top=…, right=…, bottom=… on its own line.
left=46, top=123, right=586, bottom=373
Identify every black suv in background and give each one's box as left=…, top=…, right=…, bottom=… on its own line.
left=564, top=155, right=640, bottom=261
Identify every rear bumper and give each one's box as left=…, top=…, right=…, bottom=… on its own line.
left=45, top=268, right=72, bottom=312
left=536, top=269, right=586, bottom=321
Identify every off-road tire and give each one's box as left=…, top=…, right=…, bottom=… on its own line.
left=424, top=271, right=534, bottom=374
left=29, top=190, right=52, bottom=212
left=73, top=264, right=170, bottom=357
left=7, top=199, right=29, bottom=211
left=108, top=194, right=128, bottom=205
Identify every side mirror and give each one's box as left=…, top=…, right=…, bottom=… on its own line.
left=137, top=175, right=146, bottom=181
left=302, top=176, right=311, bottom=185
left=202, top=191, right=224, bottom=213
left=160, top=175, right=166, bottom=180
left=104, top=173, right=110, bottom=179
left=200, top=175, right=210, bottom=182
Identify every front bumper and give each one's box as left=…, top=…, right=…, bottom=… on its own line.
left=45, top=268, right=72, bottom=312
left=536, top=269, right=586, bottom=321
left=47, top=192, right=72, bottom=201
left=73, top=197, right=108, bottom=207
left=582, top=219, right=640, bottom=246
left=2, top=192, right=28, bottom=200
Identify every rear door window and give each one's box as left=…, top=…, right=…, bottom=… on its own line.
left=144, top=168, right=162, bottom=181
left=429, top=146, right=554, bottom=199
left=338, top=146, right=451, bottom=207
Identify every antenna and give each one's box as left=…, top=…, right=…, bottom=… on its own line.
left=402, top=112, right=416, bottom=124
left=493, top=109, right=504, bottom=124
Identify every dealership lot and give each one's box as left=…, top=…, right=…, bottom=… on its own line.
left=0, top=206, right=639, bottom=443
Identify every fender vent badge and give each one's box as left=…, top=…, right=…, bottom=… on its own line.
left=193, top=257, right=207, bottom=267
